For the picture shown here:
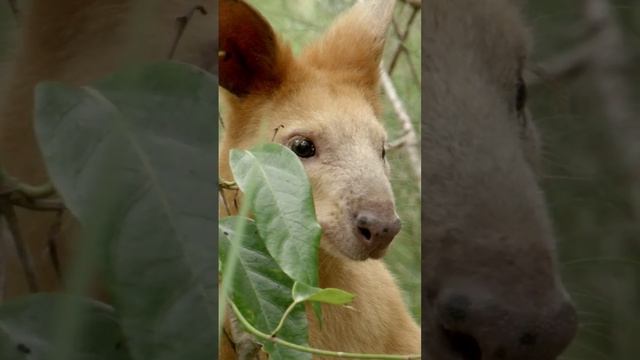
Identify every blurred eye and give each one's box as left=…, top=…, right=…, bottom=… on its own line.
left=290, top=137, right=316, bottom=158
left=382, top=146, right=386, bottom=159
left=516, top=76, right=527, bottom=114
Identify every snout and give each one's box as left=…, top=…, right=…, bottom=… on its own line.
left=352, top=209, right=401, bottom=258
left=432, top=287, right=578, bottom=360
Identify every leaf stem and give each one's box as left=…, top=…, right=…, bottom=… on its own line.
left=270, top=300, right=300, bottom=337
left=230, top=300, right=421, bottom=359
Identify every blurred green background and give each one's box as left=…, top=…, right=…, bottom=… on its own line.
left=525, top=1, right=640, bottom=359
left=240, top=0, right=423, bottom=322
left=5, top=1, right=639, bottom=358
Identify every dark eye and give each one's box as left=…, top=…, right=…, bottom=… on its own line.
left=516, top=76, right=527, bottom=114
left=382, top=146, right=386, bottom=159
left=290, top=137, right=316, bottom=158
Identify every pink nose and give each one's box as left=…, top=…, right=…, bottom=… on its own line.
left=353, top=210, right=401, bottom=252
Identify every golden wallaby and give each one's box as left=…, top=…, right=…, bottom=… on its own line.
left=218, top=0, right=420, bottom=358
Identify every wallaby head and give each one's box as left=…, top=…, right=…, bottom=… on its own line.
left=219, top=0, right=400, bottom=261
left=423, top=0, right=577, bottom=359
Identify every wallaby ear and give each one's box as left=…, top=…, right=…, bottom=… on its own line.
left=302, top=0, right=396, bottom=88
left=218, top=0, right=288, bottom=96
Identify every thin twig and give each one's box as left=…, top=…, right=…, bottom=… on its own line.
left=387, top=130, right=415, bottom=151
left=47, top=209, right=65, bottom=279
left=168, top=5, right=208, bottom=59
left=0, top=200, right=38, bottom=292
left=379, top=63, right=421, bottom=183
left=388, top=6, right=419, bottom=75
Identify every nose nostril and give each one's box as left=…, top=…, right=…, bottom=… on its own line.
left=358, top=226, right=372, bottom=240
left=519, top=332, right=537, bottom=346
left=444, top=295, right=471, bottom=322
left=441, top=327, right=482, bottom=360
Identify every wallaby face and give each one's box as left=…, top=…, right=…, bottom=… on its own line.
left=219, top=0, right=400, bottom=261
left=423, top=1, right=577, bottom=359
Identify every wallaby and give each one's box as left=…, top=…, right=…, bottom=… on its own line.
left=218, top=0, right=421, bottom=358
left=423, top=0, right=578, bottom=359
left=0, top=0, right=217, bottom=298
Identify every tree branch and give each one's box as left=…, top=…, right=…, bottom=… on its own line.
left=379, top=63, right=421, bottom=183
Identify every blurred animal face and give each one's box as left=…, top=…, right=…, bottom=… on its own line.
left=422, top=1, right=578, bottom=359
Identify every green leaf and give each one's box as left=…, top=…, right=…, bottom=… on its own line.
left=219, top=217, right=311, bottom=360
left=229, top=143, right=322, bottom=288
left=34, top=62, right=219, bottom=360
left=0, top=294, right=131, bottom=360
left=292, top=282, right=355, bottom=305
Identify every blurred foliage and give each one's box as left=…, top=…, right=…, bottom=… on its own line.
left=525, top=1, right=640, bottom=359
left=241, top=0, right=422, bottom=322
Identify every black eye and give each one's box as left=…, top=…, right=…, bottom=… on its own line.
left=516, top=76, right=527, bottom=113
left=290, top=137, right=316, bottom=158
left=382, top=146, right=386, bottom=159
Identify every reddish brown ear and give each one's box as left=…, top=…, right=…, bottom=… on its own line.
left=219, top=0, right=285, bottom=96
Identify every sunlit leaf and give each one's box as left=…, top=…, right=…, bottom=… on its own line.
left=229, top=144, right=321, bottom=287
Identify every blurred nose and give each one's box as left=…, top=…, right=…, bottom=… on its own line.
left=353, top=209, right=401, bottom=252
left=435, top=288, right=578, bottom=360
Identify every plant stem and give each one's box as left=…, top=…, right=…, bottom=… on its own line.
left=270, top=300, right=300, bottom=337
left=230, top=301, right=421, bottom=360
left=218, top=196, right=252, bottom=335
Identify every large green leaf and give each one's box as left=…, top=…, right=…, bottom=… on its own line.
left=219, top=217, right=310, bottom=360
left=229, top=144, right=322, bottom=287
left=0, top=294, right=130, bottom=360
left=34, top=62, right=218, bottom=360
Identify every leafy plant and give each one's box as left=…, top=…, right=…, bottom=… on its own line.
left=219, top=145, right=419, bottom=359
left=0, top=62, right=419, bottom=360
left=1, top=62, right=219, bottom=360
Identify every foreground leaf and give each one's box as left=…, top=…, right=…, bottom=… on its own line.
left=34, top=62, right=218, bottom=360
left=229, top=144, right=322, bottom=288
left=0, top=294, right=130, bottom=360
left=292, top=282, right=355, bottom=305
left=219, top=217, right=310, bottom=360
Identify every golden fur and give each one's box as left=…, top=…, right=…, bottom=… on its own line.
left=219, top=0, right=420, bottom=357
